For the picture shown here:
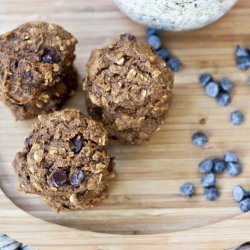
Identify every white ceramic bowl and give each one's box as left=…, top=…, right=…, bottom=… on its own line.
left=113, top=0, right=239, bottom=31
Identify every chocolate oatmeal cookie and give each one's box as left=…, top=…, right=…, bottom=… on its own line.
left=83, top=33, right=174, bottom=144
left=13, top=109, right=114, bottom=211
left=0, top=22, right=78, bottom=120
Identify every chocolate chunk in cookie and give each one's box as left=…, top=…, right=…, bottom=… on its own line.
left=13, top=109, right=114, bottom=211
left=0, top=22, right=78, bottom=120
left=83, top=33, right=174, bottom=144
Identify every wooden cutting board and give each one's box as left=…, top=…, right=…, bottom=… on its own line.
left=1, top=0, right=250, bottom=249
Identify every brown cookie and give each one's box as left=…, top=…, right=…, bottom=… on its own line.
left=13, top=109, right=114, bottom=212
left=0, top=22, right=78, bottom=120
left=83, top=33, right=174, bottom=144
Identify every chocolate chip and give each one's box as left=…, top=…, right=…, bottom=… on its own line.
left=204, top=186, right=220, bottom=201
left=42, top=47, right=61, bottom=64
left=167, top=57, right=182, bottom=72
left=71, top=136, right=84, bottom=154
left=147, top=35, right=161, bottom=50
left=42, top=53, right=54, bottom=63
left=125, top=33, right=136, bottom=41
left=192, top=132, right=208, bottom=147
left=87, top=107, right=103, bottom=121
left=70, top=170, right=85, bottom=186
left=146, top=27, right=161, bottom=38
left=107, top=157, right=115, bottom=173
left=24, top=70, right=33, bottom=79
left=13, top=61, right=19, bottom=68
left=24, top=136, right=32, bottom=149
left=51, top=170, right=67, bottom=187
left=44, top=161, right=53, bottom=169
left=199, top=73, right=213, bottom=87
left=204, top=81, right=219, bottom=97
left=11, top=103, right=24, bottom=108
left=180, top=183, right=195, bottom=198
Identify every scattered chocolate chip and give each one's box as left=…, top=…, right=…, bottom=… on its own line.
left=71, top=136, right=84, bottom=154
left=235, top=45, right=249, bottom=57
left=51, top=170, right=67, bottom=187
left=70, top=170, right=85, bottom=186
left=216, top=91, right=231, bottom=106
left=219, top=76, right=234, bottom=92
left=201, top=173, right=217, bottom=187
left=198, top=73, right=233, bottom=106
left=199, top=159, right=214, bottom=174
left=230, top=110, right=245, bottom=126
left=236, top=57, right=250, bottom=71
left=212, top=158, right=226, bottom=174
left=232, top=185, right=246, bottom=202
left=192, top=132, right=208, bottom=147
left=227, top=162, right=242, bottom=176
left=239, top=198, right=250, bottom=212
left=204, top=186, right=220, bottom=201
left=204, top=81, right=219, bottom=97
left=156, top=48, right=170, bottom=61
left=146, top=27, right=161, bottom=37
left=180, top=182, right=195, bottom=198
left=167, top=57, right=182, bottom=72
left=147, top=35, right=161, bottom=50
left=199, top=73, right=213, bottom=87
left=146, top=27, right=182, bottom=72
left=224, top=151, right=238, bottom=163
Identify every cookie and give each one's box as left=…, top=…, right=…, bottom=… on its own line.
left=83, top=33, right=174, bottom=144
left=0, top=22, right=78, bottom=120
left=13, top=109, right=114, bottom=212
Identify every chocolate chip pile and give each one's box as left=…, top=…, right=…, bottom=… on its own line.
left=180, top=151, right=242, bottom=202
left=199, top=73, right=233, bottom=106
left=197, top=73, right=245, bottom=129
left=181, top=43, right=249, bottom=212
left=146, top=28, right=182, bottom=72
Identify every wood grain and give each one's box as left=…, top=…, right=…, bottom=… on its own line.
left=1, top=187, right=250, bottom=250
left=1, top=0, right=250, bottom=248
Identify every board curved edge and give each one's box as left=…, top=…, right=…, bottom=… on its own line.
left=1, top=187, right=250, bottom=249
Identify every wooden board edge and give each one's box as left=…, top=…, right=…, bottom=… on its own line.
left=1, top=187, right=250, bottom=249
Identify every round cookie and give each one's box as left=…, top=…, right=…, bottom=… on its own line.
left=0, top=22, right=78, bottom=120
left=83, top=33, right=174, bottom=144
left=13, top=109, right=114, bottom=211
